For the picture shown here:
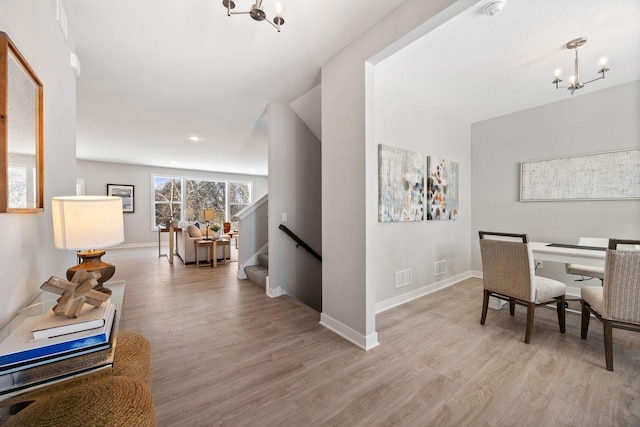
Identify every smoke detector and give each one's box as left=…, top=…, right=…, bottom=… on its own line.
left=483, top=1, right=505, bottom=16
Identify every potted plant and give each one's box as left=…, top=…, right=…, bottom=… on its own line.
left=210, top=224, right=221, bottom=239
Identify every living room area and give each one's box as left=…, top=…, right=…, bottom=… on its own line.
left=1, top=0, right=639, bottom=425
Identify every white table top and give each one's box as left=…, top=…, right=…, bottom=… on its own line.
left=529, top=242, right=606, bottom=267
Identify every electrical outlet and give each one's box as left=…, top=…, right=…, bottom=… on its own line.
left=281, top=212, right=287, bottom=222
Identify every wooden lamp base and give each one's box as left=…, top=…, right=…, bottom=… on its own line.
left=66, top=250, right=115, bottom=295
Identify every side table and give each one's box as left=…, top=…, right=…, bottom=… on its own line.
left=213, top=238, right=231, bottom=268
left=195, top=240, right=214, bottom=267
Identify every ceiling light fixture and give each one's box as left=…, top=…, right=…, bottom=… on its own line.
left=483, top=1, right=505, bottom=16
left=552, top=38, right=609, bottom=95
left=222, top=0, right=285, bottom=32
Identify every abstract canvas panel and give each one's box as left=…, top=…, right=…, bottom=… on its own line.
left=427, top=156, right=459, bottom=220
left=520, top=149, right=640, bottom=201
left=378, top=144, right=424, bottom=222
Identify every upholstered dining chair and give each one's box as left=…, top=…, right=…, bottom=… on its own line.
left=479, top=231, right=566, bottom=344
left=565, top=237, right=608, bottom=282
left=581, top=238, right=640, bottom=371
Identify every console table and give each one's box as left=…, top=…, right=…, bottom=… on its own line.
left=0, top=281, right=125, bottom=402
left=157, top=227, right=181, bottom=264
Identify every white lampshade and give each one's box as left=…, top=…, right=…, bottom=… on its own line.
left=52, top=196, right=124, bottom=250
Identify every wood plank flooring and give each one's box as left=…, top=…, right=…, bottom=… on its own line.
left=107, top=247, right=640, bottom=426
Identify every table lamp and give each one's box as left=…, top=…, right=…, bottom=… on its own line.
left=203, top=209, right=215, bottom=240
left=52, top=196, right=125, bottom=295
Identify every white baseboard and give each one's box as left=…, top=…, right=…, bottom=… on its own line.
left=266, top=277, right=284, bottom=298
left=320, top=313, right=379, bottom=351
left=375, top=271, right=473, bottom=314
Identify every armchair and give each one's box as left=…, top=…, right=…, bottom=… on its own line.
left=581, top=239, right=640, bottom=371
left=479, top=231, right=566, bottom=343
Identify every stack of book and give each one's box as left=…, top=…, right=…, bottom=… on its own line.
left=0, top=300, right=115, bottom=372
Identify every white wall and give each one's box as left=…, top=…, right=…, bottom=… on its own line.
left=268, top=102, right=322, bottom=311
left=471, top=80, right=640, bottom=288
left=0, top=1, right=77, bottom=325
left=370, top=79, right=471, bottom=310
left=321, top=0, right=470, bottom=349
left=76, top=160, right=268, bottom=246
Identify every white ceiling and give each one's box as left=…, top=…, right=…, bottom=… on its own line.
left=63, top=0, right=640, bottom=176
left=377, top=0, right=640, bottom=123
left=62, top=0, right=406, bottom=176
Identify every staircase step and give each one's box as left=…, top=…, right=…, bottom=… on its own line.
left=258, top=253, right=269, bottom=269
left=245, top=265, right=268, bottom=288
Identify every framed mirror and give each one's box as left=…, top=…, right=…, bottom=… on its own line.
left=0, top=32, right=44, bottom=213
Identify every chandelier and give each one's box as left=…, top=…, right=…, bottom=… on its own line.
left=552, top=38, right=609, bottom=94
left=222, top=0, right=285, bottom=32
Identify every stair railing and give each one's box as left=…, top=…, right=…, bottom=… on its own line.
left=278, top=224, right=322, bottom=262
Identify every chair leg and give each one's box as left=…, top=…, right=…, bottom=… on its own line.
left=524, top=302, right=535, bottom=344
left=603, top=319, right=614, bottom=371
left=481, top=290, right=489, bottom=325
left=556, top=296, right=566, bottom=333
left=581, top=302, right=590, bottom=339
left=509, top=299, right=515, bottom=316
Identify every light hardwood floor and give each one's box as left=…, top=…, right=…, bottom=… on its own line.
left=108, top=247, right=640, bottom=426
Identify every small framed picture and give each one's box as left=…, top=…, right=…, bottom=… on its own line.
left=107, top=184, right=135, bottom=213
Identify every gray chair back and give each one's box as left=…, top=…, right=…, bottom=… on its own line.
left=603, top=239, right=640, bottom=324
left=479, top=232, right=534, bottom=302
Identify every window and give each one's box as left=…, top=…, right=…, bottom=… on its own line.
left=185, top=179, right=226, bottom=223
left=8, top=154, right=37, bottom=209
left=152, top=175, right=252, bottom=228
left=229, top=182, right=252, bottom=219
left=153, top=176, right=182, bottom=227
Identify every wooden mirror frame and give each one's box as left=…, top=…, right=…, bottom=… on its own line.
left=0, top=32, right=44, bottom=213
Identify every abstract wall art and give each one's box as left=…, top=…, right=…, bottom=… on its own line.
left=427, top=156, right=459, bottom=220
left=378, top=144, right=424, bottom=222
left=520, top=149, right=640, bottom=201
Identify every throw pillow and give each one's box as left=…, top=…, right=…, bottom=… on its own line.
left=187, top=224, right=202, bottom=238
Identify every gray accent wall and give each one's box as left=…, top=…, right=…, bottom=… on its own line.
left=471, top=80, right=640, bottom=283
left=268, top=102, right=322, bottom=311
left=0, top=1, right=77, bottom=325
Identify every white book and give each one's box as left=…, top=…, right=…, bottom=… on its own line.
left=31, top=301, right=113, bottom=341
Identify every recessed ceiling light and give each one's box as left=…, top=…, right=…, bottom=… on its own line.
left=189, top=136, right=200, bottom=141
